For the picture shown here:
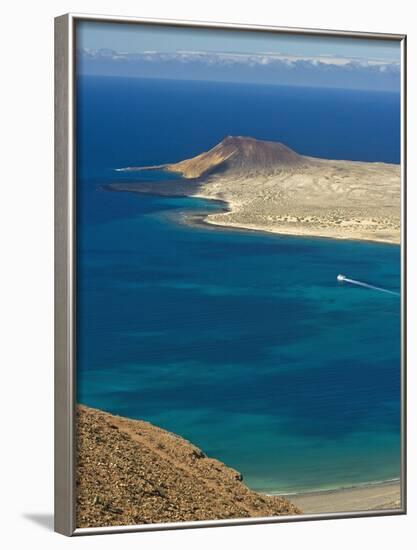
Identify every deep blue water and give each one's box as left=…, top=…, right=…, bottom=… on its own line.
left=76, top=76, right=401, bottom=493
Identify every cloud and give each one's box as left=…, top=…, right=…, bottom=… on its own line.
left=77, top=48, right=400, bottom=92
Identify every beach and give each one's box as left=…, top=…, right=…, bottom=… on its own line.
left=284, top=480, right=401, bottom=514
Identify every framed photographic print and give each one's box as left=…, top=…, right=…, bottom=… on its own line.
left=54, top=13, right=406, bottom=536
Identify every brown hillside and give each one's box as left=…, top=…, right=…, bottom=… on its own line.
left=76, top=405, right=301, bottom=528
left=165, top=136, right=305, bottom=178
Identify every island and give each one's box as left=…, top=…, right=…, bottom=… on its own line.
left=111, top=136, right=400, bottom=244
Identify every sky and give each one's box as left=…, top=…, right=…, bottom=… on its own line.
left=76, top=20, right=401, bottom=91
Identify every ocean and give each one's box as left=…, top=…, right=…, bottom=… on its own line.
left=76, top=75, right=401, bottom=494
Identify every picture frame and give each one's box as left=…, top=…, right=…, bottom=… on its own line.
left=55, top=13, right=407, bottom=536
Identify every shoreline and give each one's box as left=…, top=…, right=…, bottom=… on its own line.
left=273, top=479, right=402, bottom=514
left=269, top=477, right=400, bottom=497
left=107, top=183, right=400, bottom=246
left=187, top=191, right=400, bottom=245
left=181, top=204, right=401, bottom=246
left=153, top=191, right=401, bottom=247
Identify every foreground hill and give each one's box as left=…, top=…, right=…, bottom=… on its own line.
left=113, top=136, right=400, bottom=244
left=76, top=405, right=300, bottom=528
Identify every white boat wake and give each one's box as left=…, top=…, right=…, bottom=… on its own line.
left=337, top=274, right=400, bottom=297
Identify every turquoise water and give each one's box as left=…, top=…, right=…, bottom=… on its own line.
left=76, top=76, right=401, bottom=493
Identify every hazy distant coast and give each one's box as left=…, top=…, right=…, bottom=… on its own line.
left=112, top=136, right=400, bottom=244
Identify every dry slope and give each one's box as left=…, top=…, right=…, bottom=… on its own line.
left=164, top=135, right=305, bottom=177
left=76, top=405, right=301, bottom=528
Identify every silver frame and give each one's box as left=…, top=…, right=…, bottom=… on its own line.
left=54, top=13, right=407, bottom=536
